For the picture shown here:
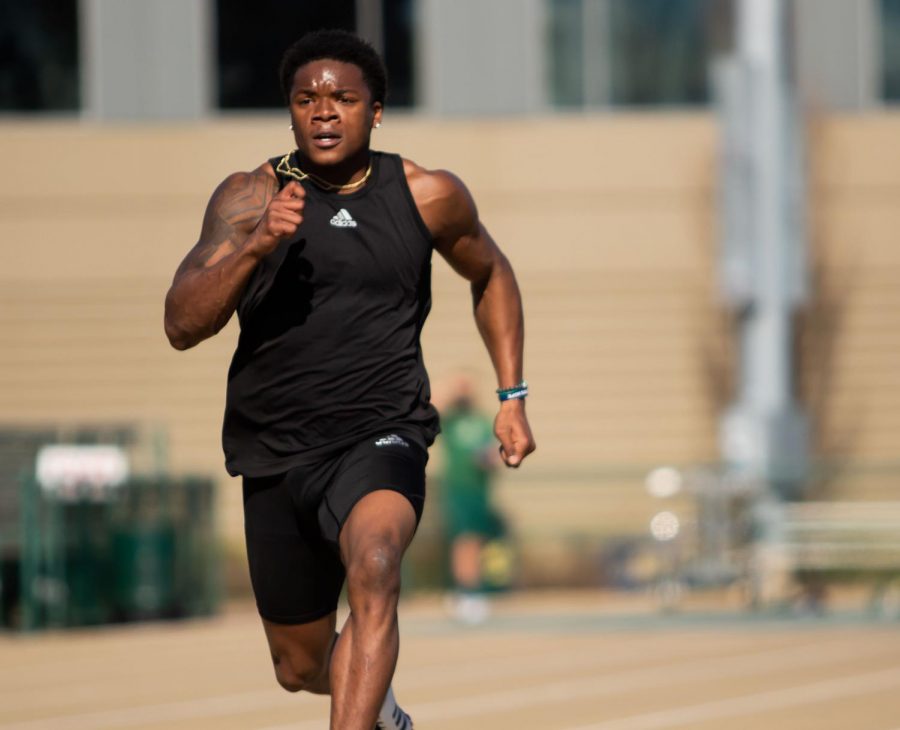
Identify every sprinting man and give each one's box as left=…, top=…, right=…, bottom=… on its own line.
left=164, top=29, right=535, bottom=730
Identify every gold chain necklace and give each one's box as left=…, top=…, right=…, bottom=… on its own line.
left=276, top=152, right=372, bottom=193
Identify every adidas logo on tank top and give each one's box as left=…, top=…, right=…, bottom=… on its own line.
left=330, top=208, right=357, bottom=228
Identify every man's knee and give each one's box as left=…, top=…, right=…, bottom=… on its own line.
left=271, top=648, right=328, bottom=693
left=347, top=542, right=403, bottom=601
left=262, top=615, right=336, bottom=694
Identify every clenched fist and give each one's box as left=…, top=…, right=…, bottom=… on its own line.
left=494, top=399, right=536, bottom=468
left=250, top=181, right=305, bottom=256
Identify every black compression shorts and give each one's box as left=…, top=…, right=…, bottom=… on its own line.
left=241, top=431, right=427, bottom=625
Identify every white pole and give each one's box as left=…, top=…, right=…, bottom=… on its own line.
left=721, top=0, right=808, bottom=495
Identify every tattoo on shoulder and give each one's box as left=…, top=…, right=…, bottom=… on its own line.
left=217, top=171, right=276, bottom=228
left=193, top=172, right=276, bottom=268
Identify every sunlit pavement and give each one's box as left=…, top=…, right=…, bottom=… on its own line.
left=2, top=589, right=900, bottom=730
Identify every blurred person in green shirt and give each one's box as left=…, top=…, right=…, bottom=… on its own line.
left=438, top=375, right=505, bottom=623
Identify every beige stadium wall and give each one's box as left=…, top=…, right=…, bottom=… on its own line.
left=1, top=112, right=897, bottom=574
left=799, top=113, right=900, bottom=501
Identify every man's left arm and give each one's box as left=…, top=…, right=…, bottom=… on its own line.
left=409, top=165, right=536, bottom=467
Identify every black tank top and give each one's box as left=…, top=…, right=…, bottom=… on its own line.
left=222, top=151, right=440, bottom=477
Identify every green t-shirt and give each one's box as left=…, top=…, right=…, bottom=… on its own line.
left=439, top=407, right=496, bottom=537
left=440, top=407, right=495, bottom=495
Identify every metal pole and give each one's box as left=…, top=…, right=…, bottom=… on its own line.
left=740, top=0, right=791, bottom=410
left=719, top=0, right=809, bottom=498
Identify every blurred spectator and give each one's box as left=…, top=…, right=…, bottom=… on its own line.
left=437, top=375, right=506, bottom=624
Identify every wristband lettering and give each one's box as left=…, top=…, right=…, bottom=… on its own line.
left=497, top=381, right=528, bottom=402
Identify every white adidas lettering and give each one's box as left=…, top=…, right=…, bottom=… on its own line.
left=374, top=434, right=410, bottom=448
left=330, top=208, right=357, bottom=228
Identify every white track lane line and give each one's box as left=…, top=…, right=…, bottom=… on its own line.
left=562, top=666, right=900, bottom=730
left=257, top=638, right=898, bottom=730
left=0, top=690, right=295, bottom=730
left=0, top=630, right=804, bottom=726
left=0, top=635, right=892, bottom=730
left=392, top=633, right=805, bottom=690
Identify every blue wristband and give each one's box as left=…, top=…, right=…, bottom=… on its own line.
left=497, top=381, right=528, bottom=402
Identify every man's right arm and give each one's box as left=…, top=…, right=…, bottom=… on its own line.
left=164, top=169, right=304, bottom=350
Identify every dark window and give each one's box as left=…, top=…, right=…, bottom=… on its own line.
left=883, top=0, right=900, bottom=101
left=547, top=0, right=585, bottom=107
left=546, top=0, right=716, bottom=108
left=216, top=0, right=355, bottom=109
left=0, top=0, right=79, bottom=112
left=382, top=0, right=415, bottom=107
left=215, top=0, right=414, bottom=109
left=609, top=0, right=711, bottom=105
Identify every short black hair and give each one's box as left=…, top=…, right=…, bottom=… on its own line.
left=279, top=29, right=387, bottom=106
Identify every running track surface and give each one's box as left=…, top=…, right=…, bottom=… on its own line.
left=2, top=591, right=900, bottom=730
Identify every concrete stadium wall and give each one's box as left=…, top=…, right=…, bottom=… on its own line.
left=802, top=115, right=900, bottom=484
left=1, top=112, right=897, bottom=565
